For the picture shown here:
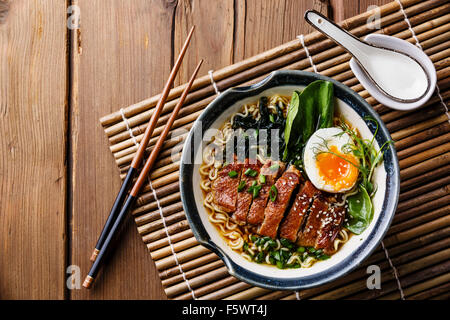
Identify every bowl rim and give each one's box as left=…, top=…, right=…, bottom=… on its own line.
left=179, top=70, right=400, bottom=290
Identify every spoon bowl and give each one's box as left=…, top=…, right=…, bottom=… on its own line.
left=350, top=33, right=436, bottom=111
left=305, top=10, right=436, bottom=109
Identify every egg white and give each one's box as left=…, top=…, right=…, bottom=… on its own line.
left=303, top=127, right=357, bottom=193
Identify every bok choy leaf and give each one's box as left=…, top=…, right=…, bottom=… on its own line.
left=283, top=80, right=334, bottom=161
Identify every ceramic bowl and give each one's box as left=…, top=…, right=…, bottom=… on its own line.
left=179, top=70, right=400, bottom=290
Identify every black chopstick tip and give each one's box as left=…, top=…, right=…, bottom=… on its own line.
left=83, top=275, right=94, bottom=289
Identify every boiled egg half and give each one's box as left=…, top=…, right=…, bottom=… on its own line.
left=304, top=127, right=360, bottom=193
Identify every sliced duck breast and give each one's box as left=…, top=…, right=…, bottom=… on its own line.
left=279, top=181, right=319, bottom=242
left=232, top=158, right=261, bottom=224
left=247, top=160, right=285, bottom=225
left=257, top=165, right=301, bottom=239
left=315, top=204, right=346, bottom=255
left=296, top=195, right=329, bottom=247
left=212, top=161, right=243, bottom=213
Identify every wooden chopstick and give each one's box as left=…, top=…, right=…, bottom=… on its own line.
left=83, top=60, right=204, bottom=289
left=89, top=26, right=195, bottom=262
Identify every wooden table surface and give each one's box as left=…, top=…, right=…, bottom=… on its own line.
left=0, top=0, right=392, bottom=300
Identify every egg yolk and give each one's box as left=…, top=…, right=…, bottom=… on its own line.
left=316, top=145, right=359, bottom=192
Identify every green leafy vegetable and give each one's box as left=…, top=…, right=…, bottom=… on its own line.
left=283, top=90, right=303, bottom=160
left=317, top=81, right=334, bottom=129
left=283, top=80, right=334, bottom=160
left=345, top=185, right=373, bottom=234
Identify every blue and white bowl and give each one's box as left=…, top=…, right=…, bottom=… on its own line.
left=179, top=70, right=400, bottom=291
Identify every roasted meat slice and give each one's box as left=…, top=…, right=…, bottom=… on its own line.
left=296, top=195, right=329, bottom=247
left=315, top=205, right=346, bottom=255
left=232, top=158, right=261, bottom=224
left=279, top=181, right=319, bottom=242
left=247, top=160, right=285, bottom=225
left=257, top=165, right=301, bottom=239
left=212, top=161, right=243, bottom=213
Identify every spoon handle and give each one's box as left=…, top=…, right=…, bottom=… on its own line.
left=305, top=10, right=368, bottom=61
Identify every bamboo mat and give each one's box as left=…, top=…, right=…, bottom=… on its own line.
left=100, top=0, right=450, bottom=300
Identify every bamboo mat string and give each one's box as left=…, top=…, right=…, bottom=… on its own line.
left=120, top=108, right=138, bottom=146
left=396, top=0, right=422, bottom=49
left=396, top=0, right=450, bottom=123
left=297, top=34, right=318, bottom=73
left=381, top=241, right=406, bottom=300
left=208, top=70, right=221, bottom=95
left=295, top=291, right=301, bottom=300
left=120, top=109, right=197, bottom=299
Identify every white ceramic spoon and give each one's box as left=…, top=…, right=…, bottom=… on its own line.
left=304, top=10, right=433, bottom=106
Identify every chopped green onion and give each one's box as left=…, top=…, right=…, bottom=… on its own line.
left=237, top=180, right=246, bottom=192
left=259, top=174, right=266, bottom=184
left=267, top=239, right=277, bottom=248
left=255, top=237, right=263, bottom=246
left=276, top=261, right=284, bottom=269
left=318, top=254, right=330, bottom=260
left=308, top=247, right=316, bottom=253
left=269, top=185, right=278, bottom=202
left=269, top=163, right=280, bottom=171
left=250, top=235, right=258, bottom=242
left=247, top=181, right=262, bottom=198
left=273, top=250, right=281, bottom=261
left=281, top=250, right=290, bottom=260
left=252, top=185, right=262, bottom=198
left=255, top=252, right=264, bottom=263
left=244, top=168, right=258, bottom=177
left=269, top=114, right=275, bottom=123
left=228, top=170, right=238, bottom=178
left=280, top=238, right=294, bottom=249
left=297, top=246, right=306, bottom=253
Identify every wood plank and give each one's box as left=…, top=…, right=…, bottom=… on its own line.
left=173, top=0, right=235, bottom=85
left=330, top=0, right=360, bottom=22
left=234, top=0, right=331, bottom=61
left=0, top=0, right=67, bottom=299
left=331, top=0, right=392, bottom=22
left=70, top=0, right=174, bottom=300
